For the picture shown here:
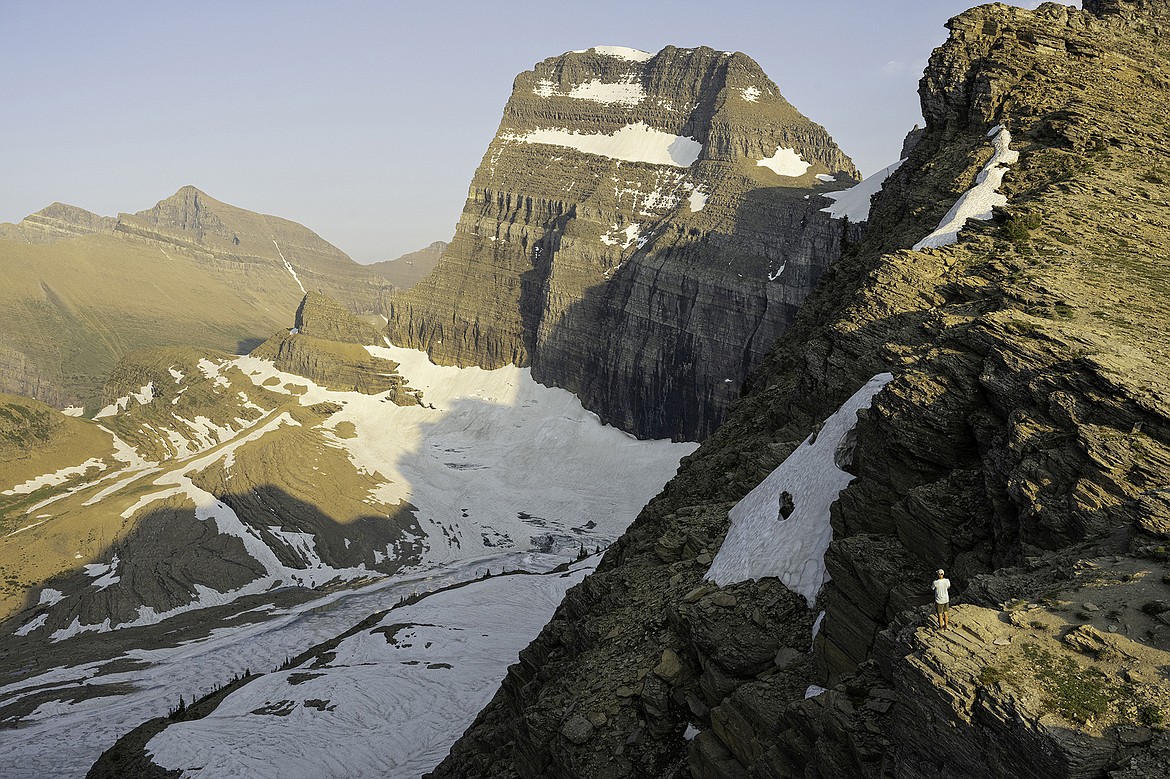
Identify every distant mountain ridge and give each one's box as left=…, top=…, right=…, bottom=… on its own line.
left=367, top=240, right=448, bottom=290
left=0, top=187, right=396, bottom=410
left=387, top=45, right=861, bottom=441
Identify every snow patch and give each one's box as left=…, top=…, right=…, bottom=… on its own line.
left=168, top=366, right=184, bottom=383
left=601, top=223, right=642, bottom=249
left=804, top=685, right=828, bottom=699
left=811, top=609, right=825, bottom=640
left=815, top=174, right=836, bottom=183
left=2, top=458, right=107, bottom=495
left=502, top=122, right=701, bottom=167
left=272, top=239, right=306, bottom=295
left=913, top=127, right=1018, bottom=250
left=94, top=383, right=154, bottom=418
left=756, top=146, right=810, bottom=177
left=15, top=614, right=48, bottom=637
left=39, top=588, right=65, bottom=606
left=535, top=77, right=645, bottom=106
left=705, top=374, right=894, bottom=606
left=61, top=406, right=84, bottom=417
left=740, top=86, right=761, bottom=102
left=821, top=160, right=904, bottom=222
left=84, top=555, right=121, bottom=590
left=688, top=189, right=709, bottom=212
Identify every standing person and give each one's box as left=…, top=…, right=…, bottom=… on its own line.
left=932, top=569, right=951, bottom=630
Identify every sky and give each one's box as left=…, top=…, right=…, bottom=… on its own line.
left=1, top=0, right=1063, bottom=263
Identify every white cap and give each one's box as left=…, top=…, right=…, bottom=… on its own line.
left=937, top=569, right=945, bottom=575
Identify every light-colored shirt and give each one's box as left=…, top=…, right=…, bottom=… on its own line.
left=932, top=578, right=951, bottom=604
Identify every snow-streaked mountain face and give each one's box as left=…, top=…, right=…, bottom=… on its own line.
left=0, top=333, right=695, bottom=777
left=386, top=45, right=862, bottom=442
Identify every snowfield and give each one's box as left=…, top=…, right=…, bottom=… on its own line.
left=820, top=160, right=904, bottom=222
left=0, top=344, right=696, bottom=778
left=756, top=146, right=810, bottom=177
left=146, top=561, right=596, bottom=778
left=0, top=554, right=586, bottom=778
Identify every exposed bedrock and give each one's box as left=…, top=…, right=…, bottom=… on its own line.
left=427, top=3, right=1170, bottom=778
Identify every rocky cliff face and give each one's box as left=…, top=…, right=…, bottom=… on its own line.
left=428, top=3, right=1170, bottom=777
left=249, top=293, right=421, bottom=400
left=0, top=187, right=396, bottom=410
left=387, top=46, right=860, bottom=441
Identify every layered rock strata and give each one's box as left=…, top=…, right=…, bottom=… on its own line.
left=387, top=46, right=860, bottom=441
left=428, top=3, right=1170, bottom=777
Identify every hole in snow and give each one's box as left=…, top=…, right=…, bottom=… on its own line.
left=778, top=491, right=795, bottom=520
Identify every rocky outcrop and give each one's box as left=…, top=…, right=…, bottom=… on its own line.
left=428, top=3, right=1170, bottom=777
left=387, top=46, right=860, bottom=441
left=291, top=292, right=385, bottom=345
left=247, top=292, right=420, bottom=400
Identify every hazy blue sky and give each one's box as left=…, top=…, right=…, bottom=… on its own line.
left=1, top=0, right=1061, bottom=262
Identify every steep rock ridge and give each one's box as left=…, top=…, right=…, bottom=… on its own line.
left=0, top=188, right=395, bottom=410
left=387, top=45, right=861, bottom=441
left=428, top=3, right=1170, bottom=777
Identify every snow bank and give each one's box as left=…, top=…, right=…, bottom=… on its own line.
left=913, top=126, right=1018, bottom=250
left=705, top=373, right=894, bottom=605
left=601, top=223, right=642, bottom=248
left=272, top=239, right=306, bottom=295
left=821, top=160, right=904, bottom=222
left=757, top=146, right=810, bottom=177
left=502, top=122, right=702, bottom=167
left=740, top=86, right=761, bottom=102
left=688, top=189, right=709, bottom=212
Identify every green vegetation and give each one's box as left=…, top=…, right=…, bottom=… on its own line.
left=1021, top=643, right=1115, bottom=724
left=1002, top=210, right=1042, bottom=243
left=978, top=665, right=1008, bottom=687
left=1139, top=704, right=1164, bottom=727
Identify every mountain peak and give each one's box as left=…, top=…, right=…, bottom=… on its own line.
left=387, top=42, right=861, bottom=440
left=0, top=201, right=116, bottom=244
